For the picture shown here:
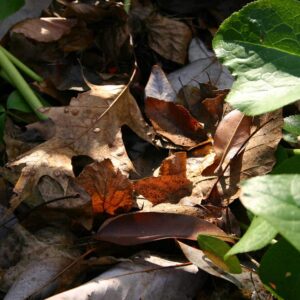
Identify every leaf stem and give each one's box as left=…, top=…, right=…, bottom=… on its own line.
left=0, top=47, right=46, bottom=120
left=0, top=46, right=43, bottom=82
left=0, top=68, right=14, bottom=85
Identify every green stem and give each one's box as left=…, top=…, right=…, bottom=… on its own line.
left=124, top=0, right=131, bottom=13
left=0, top=68, right=14, bottom=86
left=0, top=48, right=46, bottom=120
left=286, top=148, right=300, bottom=156
left=0, top=46, right=43, bottom=82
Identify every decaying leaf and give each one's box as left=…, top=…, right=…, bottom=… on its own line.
left=168, top=38, right=234, bottom=92
left=0, top=225, right=79, bottom=300
left=0, top=0, right=52, bottom=40
left=178, top=241, right=268, bottom=298
left=145, top=98, right=207, bottom=148
left=8, top=83, right=154, bottom=204
left=95, top=212, right=231, bottom=245
left=133, top=152, right=192, bottom=205
left=145, top=65, right=176, bottom=102
left=130, top=1, right=192, bottom=64
left=47, top=251, right=205, bottom=300
left=188, top=110, right=283, bottom=204
left=203, top=109, right=252, bottom=174
left=11, top=18, right=77, bottom=42
left=77, top=159, right=134, bottom=215
left=177, top=83, right=227, bottom=133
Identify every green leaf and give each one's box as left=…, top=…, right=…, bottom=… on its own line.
left=198, top=235, right=242, bottom=274
left=240, top=175, right=300, bottom=252
left=213, top=0, right=300, bottom=115
left=225, top=217, right=277, bottom=257
left=273, top=155, right=300, bottom=174
left=259, top=239, right=300, bottom=300
left=283, top=131, right=298, bottom=144
left=0, top=0, right=25, bottom=20
left=284, top=115, right=300, bottom=136
left=7, top=90, right=32, bottom=113
left=274, top=145, right=289, bottom=167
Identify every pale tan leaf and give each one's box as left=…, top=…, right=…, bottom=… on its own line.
left=187, top=110, right=283, bottom=205
left=9, top=84, right=154, bottom=203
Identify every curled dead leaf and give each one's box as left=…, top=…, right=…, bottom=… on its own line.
left=145, top=97, right=207, bottom=148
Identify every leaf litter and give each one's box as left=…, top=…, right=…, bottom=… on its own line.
left=0, top=0, right=282, bottom=299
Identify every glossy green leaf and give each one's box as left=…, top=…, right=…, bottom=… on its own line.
left=259, top=239, right=300, bottom=300
left=213, top=0, right=300, bottom=115
left=240, top=175, right=300, bottom=252
left=198, top=235, right=242, bottom=274
left=7, top=90, right=32, bottom=113
left=0, top=0, right=25, bottom=20
left=283, top=115, right=300, bottom=136
left=226, top=217, right=277, bottom=258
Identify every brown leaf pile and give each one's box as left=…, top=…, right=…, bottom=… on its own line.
left=0, top=1, right=282, bottom=299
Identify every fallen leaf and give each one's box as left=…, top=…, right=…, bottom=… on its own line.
left=178, top=241, right=268, bottom=298
left=168, top=38, right=234, bottom=92
left=0, top=0, right=52, bottom=40
left=145, top=98, right=207, bottom=148
left=11, top=18, right=77, bottom=42
left=133, top=152, right=192, bottom=204
left=145, top=65, right=176, bottom=102
left=204, top=109, right=252, bottom=174
left=188, top=110, right=283, bottom=204
left=46, top=251, right=205, bottom=300
left=177, top=84, right=227, bottom=133
left=8, top=83, right=154, bottom=204
left=95, top=212, right=231, bottom=245
left=0, top=226, right=79, bottom=300
left=77, top=159, right=134, bottom=215
left=130, top=2, right=192, bottom=64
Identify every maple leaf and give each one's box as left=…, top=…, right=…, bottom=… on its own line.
left=8, top=84, right=154, bottom=203
left=77, top=159, right=134, bottom=215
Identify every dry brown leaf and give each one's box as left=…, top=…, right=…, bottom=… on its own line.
left=130, top=2, right=192, bottom=64
left=177, top=241, right=268, bottom=298
left=188, top=110, right=283, bottom=205
left=203, top=109, right=252, bottom=174
left=146, top=14, right=192, bottom=64
left=177, top=84, right=227, bottom=133
left=47, top=251, right=204, bottom=300
left=95, top=212, right=231, bottom=245
left=11, top=18, right=77, bottom=42
left=133, top=152, right=192, bottom=205
left=8, top=84, right=154, bottom=203
left=145, top=65, right=176, bottom=101
left=77, top=159, right=134, bottom=215
left=145, top=98, right=207, bottom=148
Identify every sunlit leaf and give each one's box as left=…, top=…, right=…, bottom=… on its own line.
left=198, top=235, right=241, bottom=274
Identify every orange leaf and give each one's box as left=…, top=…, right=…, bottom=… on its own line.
left=77, top=159, right=134, bottom=215
left=133, top=152, right=192, bottom=204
